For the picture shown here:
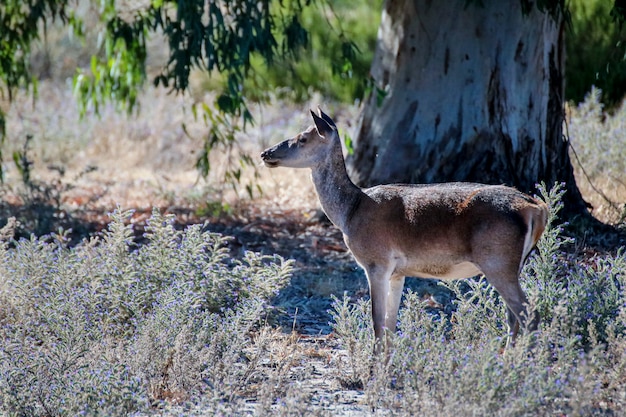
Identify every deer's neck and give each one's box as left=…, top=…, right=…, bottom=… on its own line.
left=311, top=139, right=364, bottom=232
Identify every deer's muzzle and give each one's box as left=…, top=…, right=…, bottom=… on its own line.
left=261, top=147, right=280, bottom=167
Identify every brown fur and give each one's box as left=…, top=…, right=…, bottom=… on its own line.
left=261, top=109, right=548, bottom=353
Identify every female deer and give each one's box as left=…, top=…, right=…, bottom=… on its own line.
left=261, top=109, right=547, bottom=352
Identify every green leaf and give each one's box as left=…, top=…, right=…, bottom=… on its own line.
left=343, top=131, right=354, bottom=156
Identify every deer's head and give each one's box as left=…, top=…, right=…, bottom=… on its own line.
left=261, top=108, right=338, bottom=169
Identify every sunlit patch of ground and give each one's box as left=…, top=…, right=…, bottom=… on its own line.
left=1, top=82, right=341, bottom=214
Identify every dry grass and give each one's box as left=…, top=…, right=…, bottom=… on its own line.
left=568, top=88, right=626, bottom=225
left=3, top=80, right=623, bottom=229
left=1, top=81, right=336, bottom=214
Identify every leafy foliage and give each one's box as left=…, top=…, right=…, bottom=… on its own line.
left=235, top=0, right=381, bottom=103
left=0, top=0, right=71, bottom=98
left=73, top=2, right=149, bottom=116
left=566, top=0, right=626, bottom=109
left=0, top=0, right=76, bottom=181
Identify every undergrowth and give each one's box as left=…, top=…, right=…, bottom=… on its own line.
left=568, top=88, right=626, bottom=224
left=1, top=184, right=625, bottom=416
left=330, top=183, right=626, bottom=416
left=0, top=209, right=292, bottom=416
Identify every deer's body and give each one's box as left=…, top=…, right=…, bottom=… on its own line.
left=347, top=183, right=541, bottom=279
left=261, top=109, right=548, bottom=351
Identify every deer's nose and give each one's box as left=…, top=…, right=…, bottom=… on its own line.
left=260, top=148, right=279, bottom=167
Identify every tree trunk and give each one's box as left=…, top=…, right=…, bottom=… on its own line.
left=348, top=0, right=588, bottom=216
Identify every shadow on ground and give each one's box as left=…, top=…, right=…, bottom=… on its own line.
left=0, top=199, right=459, bottom=336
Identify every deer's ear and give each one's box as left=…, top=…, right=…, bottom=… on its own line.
left=317, top=106, right=337, bottom=130
left=311, top=109, right=335, bottom=139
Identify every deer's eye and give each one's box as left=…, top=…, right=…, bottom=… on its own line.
left=300, top=137, right=308, bottom=144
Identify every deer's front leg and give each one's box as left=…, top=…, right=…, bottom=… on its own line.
left=367, top=266, right=388, bottom=342
left=365, top=264, right=395, bottom=353
left=385, top=274, right=405, bottom=334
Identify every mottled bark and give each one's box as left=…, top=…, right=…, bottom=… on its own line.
left=348, top=0, right=587, bottom=215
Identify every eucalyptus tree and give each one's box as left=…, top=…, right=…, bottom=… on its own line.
left=1, top=0, right=625, bottom=215
left=348, top=0, right=624, bottom=215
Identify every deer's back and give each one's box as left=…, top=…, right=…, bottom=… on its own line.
left=360, top=182, right=538, bottom=226
left=343, top=182, right=546, bottom=277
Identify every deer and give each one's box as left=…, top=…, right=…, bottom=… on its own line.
left=261, top=108, right=549, bottom=353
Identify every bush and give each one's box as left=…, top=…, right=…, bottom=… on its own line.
left=566, top=0, right=626, bottom=109
left=0, top=209, right=292, bottom=415
left=330, top=183, right=626, bottom=416
left=567, top=89, right=626, bottom=223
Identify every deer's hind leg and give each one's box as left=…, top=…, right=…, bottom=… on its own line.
left=506, top=306, right=521, bottom=342
left=477, top=258, right=539, bottom=347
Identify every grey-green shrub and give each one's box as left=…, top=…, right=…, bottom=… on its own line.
left=0, top=209, right=292, bottom=416
left=329, top=294, right=373, bottom=387
left=567, top=89, right=626, bottom=223
left=524, top=183, right=626, bottom=344
left=330, top=183, right=626, bottom=416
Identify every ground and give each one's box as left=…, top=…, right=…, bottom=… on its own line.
left=0, top=160, right=457, bottom=415
left=2, top=84, right=625, bottom=414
